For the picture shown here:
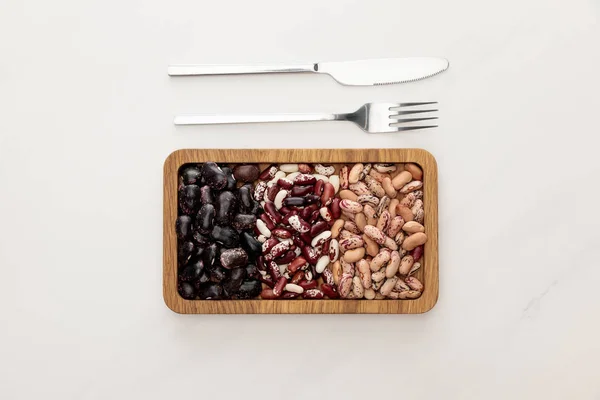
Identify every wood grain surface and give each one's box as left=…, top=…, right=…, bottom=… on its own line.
left=163, top=149, right=438, bottom=314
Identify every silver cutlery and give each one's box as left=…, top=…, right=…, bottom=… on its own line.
left=168, top=58, right=449, bottom=86
left=174, top=102, right=438, bottom=133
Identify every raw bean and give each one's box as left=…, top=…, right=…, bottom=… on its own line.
left=181, top=165, right=202, bottom=185
left=376, top=196, right=391, bottom=217
left=399, top=290, right=422, bottom=299
left=298, top=163, right=312, bottom=174
left=285, top=283, right=304, bottom=294
left=355, top=213, right=367, bottom=232
left=261, top=237, right=278, bottom=254
left=343, top=247, right=365, bottom=263
left=322, top=267, right=335, bottom=286
left=304, top=269, right=313, bottom=282
left=365, top=176, right=385, bottom=198
left=286, top=172, right=301, bottom=182
left=412, top=245, right=424, bottom=262
left=375, top=292, right=385, bottom=299
left=400, top=192, right=416, bottom=208
left=332, top=261, right=342, bottom=285
left=387, top=216, right=405, bottom=237
left=314, top=180, right=324, bottom=195
left=299, top=204, right=318, bottom=221
left=331, top=219, right=345, bottom=238
left=270, top=171, right=286, bottom=185
left=405, top=276, right=424, bottom=292
left=201, top=162, right=228, bottom=190
left=363, top=234, right=380, bottom=257
left=402, top=232, right=427, bottom=251
left=383, top=236, right=398, bottom=251
left=339, top=166, right=349, bottom=189
left=321, top=284, right=339, bottom=298
left=376, top=210, right=391, bottom=233
left=273, top=276, right=288, bottom=297
left=348, top=163, right=363, bottom=184
left=411, top=199, right=424, bottom=214
left=329, top=239, right=340, bottom=262
left=388, top=198, right=399, bottom=218
left=413, top=190, right=423, bottom=200
left=301, top=246, right=321, bottom=264
left=371, top=270, right=386, bottom=283
left=380, top=277, right=398, bottom=296
left=344, top=221, right=360, bottom=235
left=338, top=273, right=353, bottom=298
left=233, top=164, right=260, bottom=182
left=329, top=175, right=340, bottom=193
left=211, top=225, right=240, bottom=248
left=370, top=250, right=391, bottom=271
left=298, top=279, right=318, bottom=290
left=364, top=225, right=385, bottom=245
left=349, top=181, right=371, bottom=196
left=259, top=165, right=278, bottom=180
left=280, top=164, right=299, bottom=173
left=357, top=194, right=379, bottom=208
left=263, top=202, right=282, bottom=225
left=288, top=215, right=310, bottom=233
left=271, top=227, right=292, bottom=239
left=269, top=241, right=291, bottom=259
left=277, top=178, right=294, bottom=190
left=303, top=289, right=324, bottom=299
left=373, top=163, right=396, bottom=173
left=321, top=183, right=335, bottom=205
left=409, top=262, right=421, bottom=276
left=363, top=204, right=377, bottom=226
left=386, top=251, right=401, bottom=278
left=404, top=163, right=423, bottom=180
left=339, top=199, right=363, bottom=213
left=399, top=255, right=415, bottom=275
left=200, top=185, right=214, bottom=205
left=339, top=230, right=355, bottom=241
left=339, top=189, right=358, bottom=201
left=356, top=259, right=372, bottom=289
left=260, top=288, right=277, bottom=299
left=310, top=221, right=329, bottom=237
left=253, top=181, right=267, bottom=201
left=311, top=231, right=332, bottom=247
left=318, top=207, right=332, bottom=224
left=340, top=258, right=355, bottom=275
left=274, top=189, right=289, bottom=209
left=402, top=221, right=425, bottom=234
left=364, top=288, right=376, bottom=300
left=369, top=169, right=390, bottom=183
left=290, top=185, right=313, bottom=197
left=330, top=198, right=341, bottom=219
left=400, top=181, right=423, bottom=194
left=313, top=174, right=329, bottom=183
left=259, top=213, right=276, bottom=230
left=294, top=174, right=316, bottom=186
left=315, top=255, right=330, bottom=273
left=413, top=208, right=425, bottom=224
left=179, top=185, right=202, bottom=215
left=391, top=171, right=413, bottom=190
left=220, top=248, right=249, bottom=269
left=382, top=177, right=397, bottom=198
left=361, top=164, right=372, bottom=179
left=352, top=276, right=364, bottom=298
left=281, top=292, right=301, bottom=299
left=315, top=164, right=335, bottom=176
left=290, top=270, right=304, bottom=284
left=275, top=250, right=296, bottom=265
left=264, top=183, right=279, bottom=203
left=176, top=215, right=193, bottom=239
left=396, top=205, right=414, bottom=222
left=232, top=213, right=257, bottom=231
left=339, top=236, right=364, bottom=251
left=394, top=279, right=411, bottom=292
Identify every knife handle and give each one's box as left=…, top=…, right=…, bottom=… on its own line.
left=168, top=63, right=317, bottom=76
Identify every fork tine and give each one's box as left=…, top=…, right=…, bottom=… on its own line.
left=389, top=117, right=438, bottom=123
left=393, top=125, right=438, bottom=131
left=389, top=102, right=438, bottom=109
left=390, top=109, right=438, bottom=116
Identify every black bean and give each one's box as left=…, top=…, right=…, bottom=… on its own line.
left=215, top=191, right=238, bottom=225
left=237, top=279, right=262, bottom=299
left=240, top=231, right=262, bottom=255
left=209, top=266, right=229, bottom=283
left=197, top=282, right=223, bottom=299
left=220, top=166, right=237, bottom=191
left=180, top=165, right=202, bottom=185
left=176, top=215, right=193, bottom=239
left=197, top=204, right=215, bottom=234
left=238, top=184, right=254, bottom=212
left=192, top=231, right=211, bottom=247
left=304, top=194, right=321, bottom=204
left=233, top=164, right=260, bottom=183
left=202, top=242, right=219, bottom=267
left=178, top=241, right=195, bottom=266
left=283, top=197, right=306, bottom=207
left=200, top=185, right=214, bottom=205
left=178, top=282, right=196, bottom=299
left=231, top=213, right=257, bottom=231
left=179, top=185, right=201, bottom=215
left=179, top=259, right=205, bottom=281
left=201, top=162, right=227, bottom=190
left=196, top=270, right=211, bottom=285
left=220, top=248, right=248, bottom=269
left=244, top=264, right=259, bottom=279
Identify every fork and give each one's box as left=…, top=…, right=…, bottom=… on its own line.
left=174, top=102, right=438, bottom=133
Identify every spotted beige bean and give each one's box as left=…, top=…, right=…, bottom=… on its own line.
left=339, top=199, right=363, bottom=213
left=340, top=258, right=355, bottom=275
left=356, top=259, right=372, bottom=289
left=363, top=234, right=380, bottom=257
left=409, top=262, right=421, bottom=276
left=399, top=255, right=415, bottom=275
left=413, top=190, right=423, bottom=200
left=349, top=181, right=371, bottom=196
left=331, top=219, right=345, bottom=238
left=399, top=192, right=416, bottom=208
left=411, top=199, right=424, bottom=214
left=361, top=163, right=372, bottom=179
left=364, top=225, right=385, bottom=245
left=387, top=216, right=405, bottom=237
left=388, top=198, right=399, bottom=218
left=400, top=180, right=423, bottom=194
left=413, top=208, right=424, bottom=224
left=382, top=236, right=398, bottom=251
left=348, top=163, right=363, bottom=184
left=386, top=250, right=401, bottom=278
left=365, top=176, right=385, bottom=198
left=344, top=221, right=361, bottom=235
left=332, top=261, right=342, bottom=285
left=405, top=276, right=424, bottom=292
left=371, top=270, right=386, bottom=283
left=363, top=204, right=377, bottom=226
left=369, top=169, right=390, bottom=183
left=373, top=163, right=397, bottom=173
left=339, top=230, right=359, bottom=240
left=357, top=194, right=379, bottom=208
left=391, top=171, right=413, bottom=190
left=314, top=164, right=335, bottom=176
left=343, top=247, right=365, bottom=263
left=394, top=279, right=411, bottom=292
left=376, top=210, right=391, bottom=233
left=339, top=236, right=364, bottom=251
left=370, top=249, right=391, bottom=271
left=352, top=276, right=364, bottom=298
left=364, top=288, right=376, bottom=300
left=376, top=196, right=391, bottom=217
left=339, top=189, right=358, bottom=201
left=355, top=213, right=367, bottom=232
left=402, top=221, right=425, bottom=234
left=380, top=277, right=398, bottom=296
left=382, top=177, right=397, bottom=198
left=402, top=232, right=427, bottom=251
left=398, top=290, right=422, bottom=299
left=338, top=273, right=353, bottom=298
left=404, top=163, right=423, bottom=180
left=375, top=292, right=385, bottom=299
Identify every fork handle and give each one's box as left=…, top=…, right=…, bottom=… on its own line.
left=168, top=63, right=317, bottom=76
left=174, top=113, right=344, bottom=125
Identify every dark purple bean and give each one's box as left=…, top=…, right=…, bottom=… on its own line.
left=178, top=282, right=196, bottom=299
left=233, top=164, right=260, bottom=182
left=220, top=167, right=237, bottom=191
left=198, top=282, right=223, bottom=299
left=202, top=243, right=219, bottom=267
left=220, top=248, right=248, bottom=269
left=176, top=215, right=193, bottom=239
left=195, top=270, right=211, bottom=286
left=179, top=259, right=205, bottom=281
left=200, top=186, right=214, bottom=205
left=223, top=267, right=247, bottom=296
left=179, top=184, right=201, bottom=215
left=210, top=225, right=239, bottom=248
left=245, top=264, right=259, bottom=279
left=237, top=279, right=262, bottom=299
left=181, top=165, right=202, bottom=185
left=240, top=232, right=262, bottom=255
left=209, top=266, right=229, bottom=283
left=197, top=204, right=215, bottom=234
left=232, top=213, right=257, bottom=231
left=238, top=184, right=253, bottom=212
left=291, top=185, right=313, bottom=197
left=178, top=241, right=195, bottom=265
left=215, top=191, right=237, bottom=225
left=283, top=197, right=306, bottom=207
left=304, top=194, right=321, bottom=205
left=192, top=231, right=211, bottom=247
left=256, top=256, right=266, bottom=271
left=201, top=162, right=227, bottom=190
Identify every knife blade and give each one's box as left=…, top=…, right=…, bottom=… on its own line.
left=168, top=57, right=449, bottom=86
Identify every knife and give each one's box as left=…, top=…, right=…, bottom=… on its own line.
left=167, top=57, right=449, bottom=86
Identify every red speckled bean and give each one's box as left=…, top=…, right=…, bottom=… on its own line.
left=277, top=178, right=294, bottom=189
left=270, top=241, right=291, bottom=259
left=261, top=288, right=277, bottom=299
left=260, top=213, right=276, bottom=230
left=259, top=273, right=275, bottom=288
left=273, top=277, right=287, bottom=297
left=290, top=270, right=304, bottom=284
left=322, top=239, right=331, bottom=256
left=321, top=284, right=339, bottom=298
left=309, top=210, right=320, bottom=224
left=266, top=184, right=279, bottom=202
left=294, top=174, right=316, bottom=185
left=300, top=204, right=318, bottom=221
left=292, top=235, right=304, bottom=248
left=282, top=291, right=301, bottom=299
left=300, top=231, right=313, bottom=244
left=288, top=256, right=308, bottom=273
left=259, top=165, right=278, bottom=180
left=264, top=202, right=282, bottom=224
left=322, top=267, right=335, bottom=286
left=275, top=250, right=296, bottom=265
left=321, top=182, right=335, bottom=206
left=298, top=280, right=318, bottom=290
left=271, top=227, right=292, bottom=239
left=288, top=215, right=310, bottom=233
left=303, top=289, right=324, bottom=299
left=314, top=180, right=324, bottom=195
left=302, top=245, right=321, bottom=264
left=291, top=185, right=313, bottom=197
left=262, top=237, right=279, bottom=254
left=281, top=210, right=298, bottom=225
left=310, top=221, right=328, bottom=237
left=268, top=261, right=283, bottom=280
left=330, top=198, right=341, bottom=219
left=319, top=207, right=333, bottom=222
left=298, top=164, right=312, bottom=174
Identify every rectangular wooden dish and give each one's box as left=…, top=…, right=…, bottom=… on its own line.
left=164, top=149, right=438, bottom=314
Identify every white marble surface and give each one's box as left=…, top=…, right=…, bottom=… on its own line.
left=1, top=0, right=600, bottom=398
